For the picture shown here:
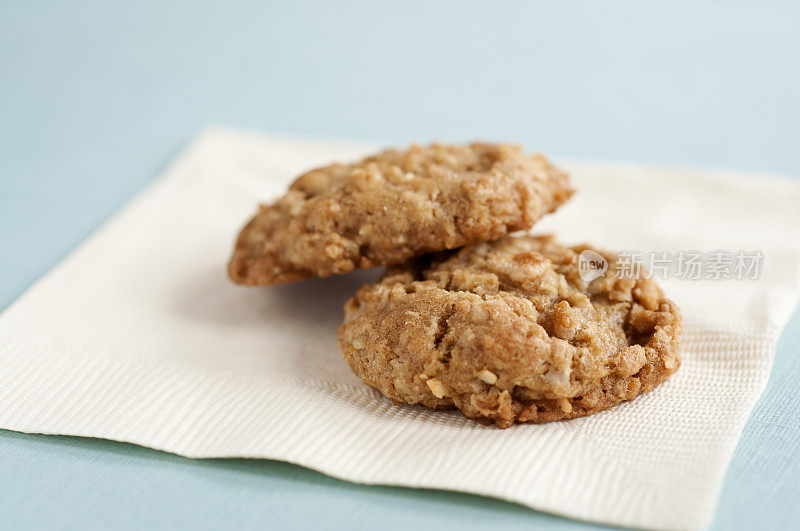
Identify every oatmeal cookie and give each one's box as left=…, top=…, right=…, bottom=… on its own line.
left=229, top=143, right=573, bottom=285
left=338, top=235, right=681, bottom=428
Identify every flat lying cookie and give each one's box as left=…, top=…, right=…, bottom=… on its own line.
left=229, top=143, right=573, bottom=285
left=338, top=235, right=681, bottom=428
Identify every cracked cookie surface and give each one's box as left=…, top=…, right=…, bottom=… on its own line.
left=229, top=143, right=573, bottom=285
left=338, top=235, right=681, bottom=427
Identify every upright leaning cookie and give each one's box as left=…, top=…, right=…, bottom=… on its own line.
left=229, top=143, right=573, bottom=285
left=338, top=235, right=681, bottom=428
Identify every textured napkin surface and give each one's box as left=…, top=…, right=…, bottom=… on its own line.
left=1, top=128, right=799, bottom=530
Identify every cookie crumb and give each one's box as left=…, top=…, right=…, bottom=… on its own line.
left=426, top=378, right=447, bottom=399
left=477, top=369, right=498, bottom=385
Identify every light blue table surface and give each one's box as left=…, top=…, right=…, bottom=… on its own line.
left=2, top=2, right=799, bottom=529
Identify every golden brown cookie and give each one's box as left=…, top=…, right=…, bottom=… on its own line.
left=229, top=143, right=573, bottom=285
left=338, top=235, right=681, bottom=428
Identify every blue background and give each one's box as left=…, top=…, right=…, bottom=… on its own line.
left=1, top=1, right=799, bottom=529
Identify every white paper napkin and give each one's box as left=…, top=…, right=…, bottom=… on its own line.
left=2, top=128, right=799, bottom=530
